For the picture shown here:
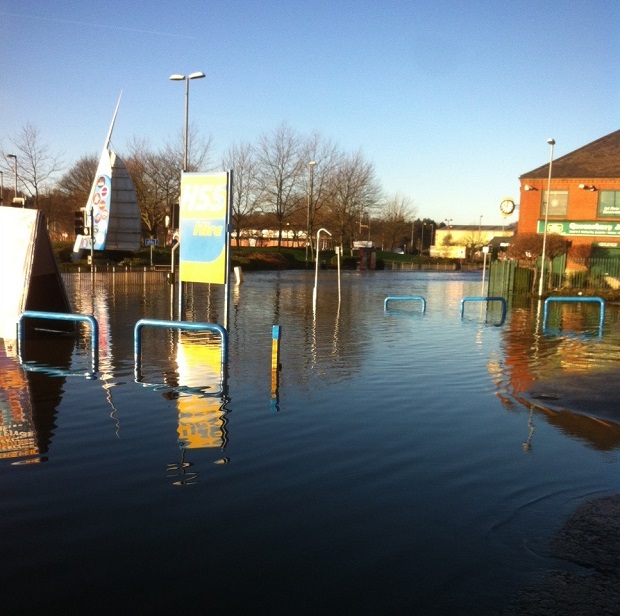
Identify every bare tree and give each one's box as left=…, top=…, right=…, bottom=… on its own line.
left=255, top=122, right=305, bottom=248
left=125, top=138, right=170, bottom=238
left=125, top=131, right=213, bottom=240
left=50, top=155, right=99, bottom=239
left=165, top=122, right=213, bottom=174
left=303, top=132, right=342, bottom=260
left=506, top=232, right=569, bottom=293
left=461, top=230, right=485, bottom=260
left=327, top=150, right=381, bottom=250
left=1, top=122, right=64, bottom=208
left=222, top=141, right=264, bottom=246
left=57, top=155, right=98, bottom=206
left=380, top=193, right=416, bottom=251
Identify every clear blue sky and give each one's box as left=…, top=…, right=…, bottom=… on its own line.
left=1, top=0, right=618, bottom=226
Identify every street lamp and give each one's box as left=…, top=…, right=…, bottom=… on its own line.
left=7, top=154, right=17, bottom=201
left=169, top=71, right=205, bottom=172
left=538, top=138, right=556, bottom=297
left=313, top=228, right=332, bottom=309
left=0, top=171, right=3, bottom=205
left=306, top=161, right=316, bottom=268
left=444, top=218, right=452, bottom=228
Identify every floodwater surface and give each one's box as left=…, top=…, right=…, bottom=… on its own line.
left=1, top=269, right=620, bottom=614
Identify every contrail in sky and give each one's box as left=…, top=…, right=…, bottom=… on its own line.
left=0, top=11, right=195, bottom=39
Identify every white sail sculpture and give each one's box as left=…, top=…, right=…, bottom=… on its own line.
left=73, top=94, right=141, bottom=255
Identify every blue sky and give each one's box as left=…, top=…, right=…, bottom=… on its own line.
left=1, top=0, right=618, bottom=225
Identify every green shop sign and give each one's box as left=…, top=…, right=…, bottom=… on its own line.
left=537, top=220, right=620, bottom=237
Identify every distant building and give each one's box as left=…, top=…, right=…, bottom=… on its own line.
left=431, top=225, right=515, bottom=259
left=518, top=129, right=620, bottom=259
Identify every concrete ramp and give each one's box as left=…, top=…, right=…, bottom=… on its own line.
left=0, top=207, right=72, bottom=344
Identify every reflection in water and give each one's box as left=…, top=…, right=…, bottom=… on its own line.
left=92, top=288, right=123, bottom=437
left=523, top=407, right=535, bottom=452
left=69, top=274, right=231, bottom=478
left=0, top=344, right=38, bottom=461
left=496, top=298, right=620, bottom=451
left=0, top=336, right=73, bottom=462
left=169, top=332, right=229, bottom=484
left=3, top=271, right=620, bottom=614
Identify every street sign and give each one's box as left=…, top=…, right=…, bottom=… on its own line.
left=145, top=238, right=158, bottom=246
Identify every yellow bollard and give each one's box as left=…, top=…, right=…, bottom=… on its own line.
left=271, top=325, right=281, bottom=405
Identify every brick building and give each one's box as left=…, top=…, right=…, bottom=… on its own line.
left=518, top=129, right=620, bottom=259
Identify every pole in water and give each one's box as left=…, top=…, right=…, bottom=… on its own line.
left=271, top=325, right=281, bottom=409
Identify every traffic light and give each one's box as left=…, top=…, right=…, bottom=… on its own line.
left=74, top=209, right=89, bottom=235
left=74, top=211, right=85, bottom=235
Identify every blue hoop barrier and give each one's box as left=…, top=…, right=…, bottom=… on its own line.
left=384, top=296, right=427, bottom=313
left=18, top=310, right=99, bottom=375
left=133, top=318, right=228, bottom=387
left=460, top=297, right=507, bottom=324
left=542, top=296, right=605, bottom=336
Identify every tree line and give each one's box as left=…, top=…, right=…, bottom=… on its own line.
left=1, top=121, right=444, bottom=253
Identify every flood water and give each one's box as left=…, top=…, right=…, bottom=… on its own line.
left=2, top=269, right=620, bottom=614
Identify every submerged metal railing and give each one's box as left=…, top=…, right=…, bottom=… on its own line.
left=460, top=296, right=507, bottom=324
left=383, top=296, right=427, bottom=313
left=542, top=296, right=605, bottom=336
left=133, top=318, right=228, bottom=389
left=17, top=310, right=99, bottom=375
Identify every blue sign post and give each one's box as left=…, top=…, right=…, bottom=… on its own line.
left=145, top=237, right=158, bottom=266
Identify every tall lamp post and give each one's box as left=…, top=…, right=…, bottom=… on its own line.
left=7, top=154, right=17, bottom=202
left=538, top=138, right=556, bottom=298
left=306, top=160, right=316, bottom=268
left=169, top=72, right=205, bottom=172
left=0, top=170, right=3, bottom=205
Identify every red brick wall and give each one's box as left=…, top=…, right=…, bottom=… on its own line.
left=518, top=178, right=620, bottom=249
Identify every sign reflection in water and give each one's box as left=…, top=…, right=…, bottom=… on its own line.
left=0, top=336, right=74, bottom=463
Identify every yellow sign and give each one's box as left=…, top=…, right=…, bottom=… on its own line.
left=179, top=172, right=230, bottom=284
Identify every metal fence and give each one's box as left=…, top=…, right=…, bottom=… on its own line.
left=384, top=261, right=467, bottom=271
left=563, top=258, right=620, bottom=291
left=489, top=257, right=620, bottom=295
left=61, top=266, right=171, bottom=294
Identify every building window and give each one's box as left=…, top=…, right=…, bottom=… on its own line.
left=541, top=190, right=568, bottom=217
left=598, top=190, right=620, bottom=217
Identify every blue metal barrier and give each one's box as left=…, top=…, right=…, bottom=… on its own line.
left=134, top=318, right=228, bottom=387
left=460, top=296, right=507, bottom=324
left=18, top=310, right=99, bottom=375
left=384, top=296, right=427, bottom=313
left=542, top=296, right=605, bottom=336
